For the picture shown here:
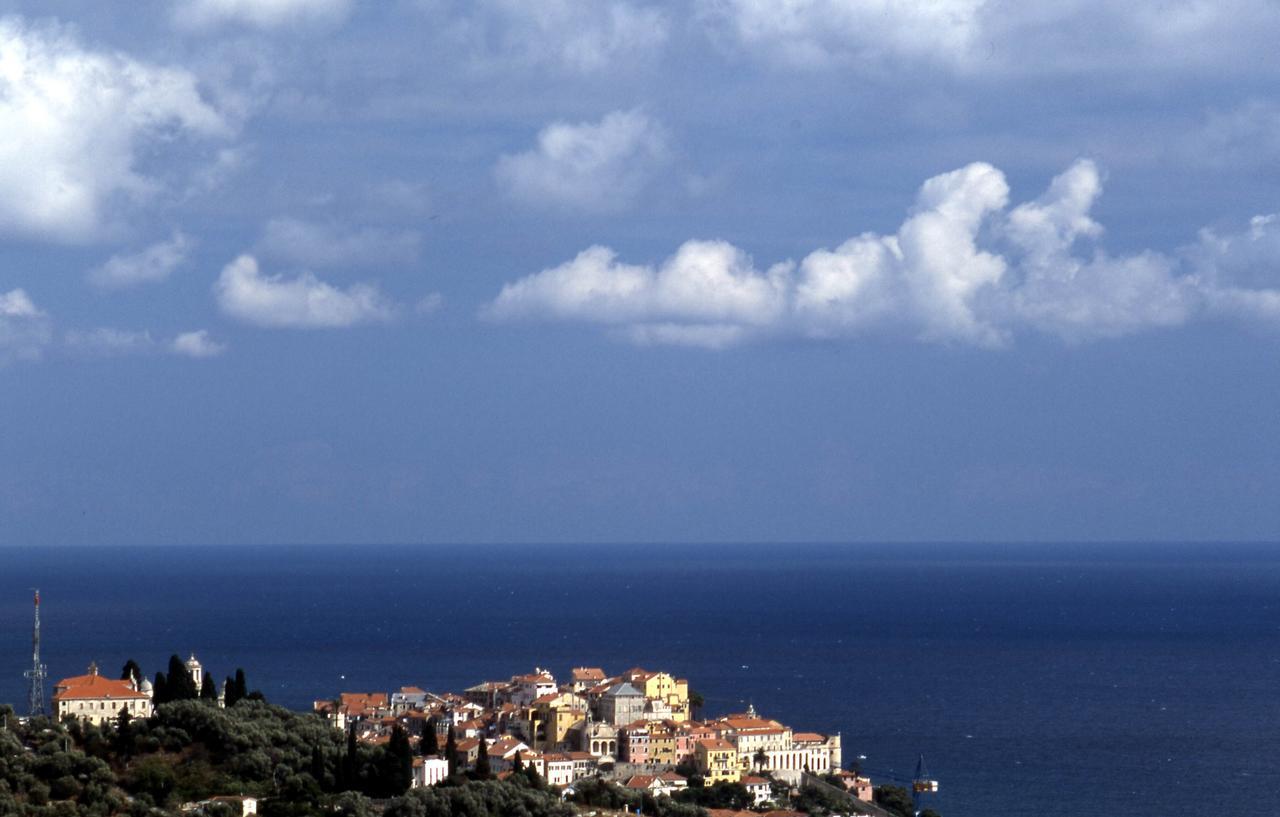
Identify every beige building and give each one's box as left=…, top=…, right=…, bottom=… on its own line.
left=53, top=663, right=153, bottom=725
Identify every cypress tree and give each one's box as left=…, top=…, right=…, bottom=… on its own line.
left=389, top=724, right=413, bottom=794
left=445, top=725, right=458, bottom=778
left=167, top=655, right=195, bottom=700
left=474, top=736, right=491, bottom=780
left=311, top=743, right=327, bottom=789
left=233, top=668, right=248, bottom=703
left=121, top=659, right=142, bottom=686
left=200, top=673, right=217, bottom=701
left=223, top=675, right=238, bottom=707
left=342, top=727, right=359, bottom=791
left=153, top=671, right=169, bottom=705
left=421, top=718, right=439, bottom=756
left=512, top=749, right=524, bottom=773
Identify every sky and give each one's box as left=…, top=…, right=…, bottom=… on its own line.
left=2, top=0, right=1280, bottom=546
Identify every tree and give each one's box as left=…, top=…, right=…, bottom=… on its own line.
left=152, top=671, right=169, bottom=705
left=873, top=785, right=916, bottom=817
left=223, top=675, right=237, bottom=707
left=312, top=743, right=328, bottom=789
left=473, top=737, right=491, bottom=780
left=421, top=718, right=439, bottom=756
left=200, top=674, right=218, bottom=702
left=389, top=724, right=414, bottom=794
left=445, top=725, right=459, bottom=778
left=687, top=690, right=705, bottom=719
left=167, top=655, right=196, bottom=701
left=753, top=747, right=768, bottom=772
left=233, top=669, right=248, bottom=704
left=121, top=659, right=143, bottom=686
left=512, top=750, right=524, bottom=773
left=342, top=727, right=360, bottom=791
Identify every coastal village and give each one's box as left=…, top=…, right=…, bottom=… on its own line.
left=44, top=659, right=879, bottom=814
left=312, top=665, right=871, bottom=805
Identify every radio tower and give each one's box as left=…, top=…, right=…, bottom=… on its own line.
left=24, top=589, right=47, bottom=717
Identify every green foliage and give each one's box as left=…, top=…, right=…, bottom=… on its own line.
left=472, top=736, right=490, bottom=780
left=794, top=783, right=856, bottom=815
left=385, top=778, right=575, bottom=817
left=444, top=726, right=458, bottom=778
left=674, top=780, right=753, bottom=810
left=201, top=675, right=218, bottom=702
left=570, top=778, right=705, bottom=817
left=873, top=785, right=916, bottom=817
left=167, top=656, right=197, bottom=702
left=421, top=719, right=438, bottom=756
left=120, top=661, right=142, bottom=686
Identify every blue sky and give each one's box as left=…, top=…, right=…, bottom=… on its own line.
left=2, top=0, right=1280, bottom=545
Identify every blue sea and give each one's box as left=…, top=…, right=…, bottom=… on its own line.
left=2, top=544, right=1278, bottom=816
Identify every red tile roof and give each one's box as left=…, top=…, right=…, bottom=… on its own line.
left=53, top=673, right=148, bottom=702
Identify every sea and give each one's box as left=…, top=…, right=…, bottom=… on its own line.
left=2, top=543, right=1277, bottom=817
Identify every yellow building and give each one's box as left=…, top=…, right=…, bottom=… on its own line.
left=530, top=692, right=586, bottom=750
left=623, top=668, right=691, bottom=721
left=695, top=738, right=740, bottom=785
left=647, top=720, right=679, bottom=765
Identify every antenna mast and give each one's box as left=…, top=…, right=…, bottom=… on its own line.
left=24, top=589, right=47, bottom=717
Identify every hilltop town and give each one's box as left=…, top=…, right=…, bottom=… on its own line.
left=314, top=665, right=866, bottom=804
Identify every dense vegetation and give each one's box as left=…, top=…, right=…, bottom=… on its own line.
left=0, top=697, right=464, bottom=817
left=1, top=677, right=937, bottom=817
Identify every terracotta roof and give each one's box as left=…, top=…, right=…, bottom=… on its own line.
left=791, top=732, right=825, bottom=743
left=572, top=667, right=606, bottom=681
left=623, top=775, right=656, bottom=788
left=399, top=686, right=426, bottom=694
left=53, top=673, right=148, bottom=702
left=696, top=738, right=736, bottom=752
left=740, top=775, right=769, bottom=786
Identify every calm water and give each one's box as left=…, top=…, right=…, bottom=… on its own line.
left=2, top=544, right=1278, bottom=816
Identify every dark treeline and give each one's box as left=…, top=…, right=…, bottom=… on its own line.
left=0, top=697, right=582, bottom=817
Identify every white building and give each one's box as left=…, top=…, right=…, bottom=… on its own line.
left=53, top=663, right=153, bottom=725
left=412, top=757, right=451, bottom=788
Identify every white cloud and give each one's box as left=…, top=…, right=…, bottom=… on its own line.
left=425, top=0, right=669, bottom=73
left=495, top=110, right=669, bottom=212
left=173, top=0, right=353, bottom=29
left=699, top=0, right=1280, bottom=74
left=699, top=0, right=986, bottom=67
left=0, top=289, right=51, bottom=363
left=87, top=233, right=193, bottom=289
left=257, top=218, right=421, bottom=268
left=486, top=159, right=1280, bottom=347
left=214, top=254, right=396, bottom=328
left=171, top=329, right=227, bottom=358
left=0, top=17, right=230, bottom=242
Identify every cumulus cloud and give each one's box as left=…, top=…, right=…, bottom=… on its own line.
left=173, top=0, right=353, bottom=29
left=0, top=289, right=51, bottom=363
left=495, top=110, right=669, bottom=212
left=699, top=0, right=985, bottom=67
left=214, top=254, right=396, bottom=328
left=699, top=0, right=1280, bottom=74
left=425, top=0, right=668, bottom=73
left=257, top=218, right=421, bottom=268
left=0, top=17, right=230, bottom=242
left=486, top=159, right=1280, bottom=348
left=171, top=329, right=227, bottom=358
left=87, top=233, right=193, bottom=289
